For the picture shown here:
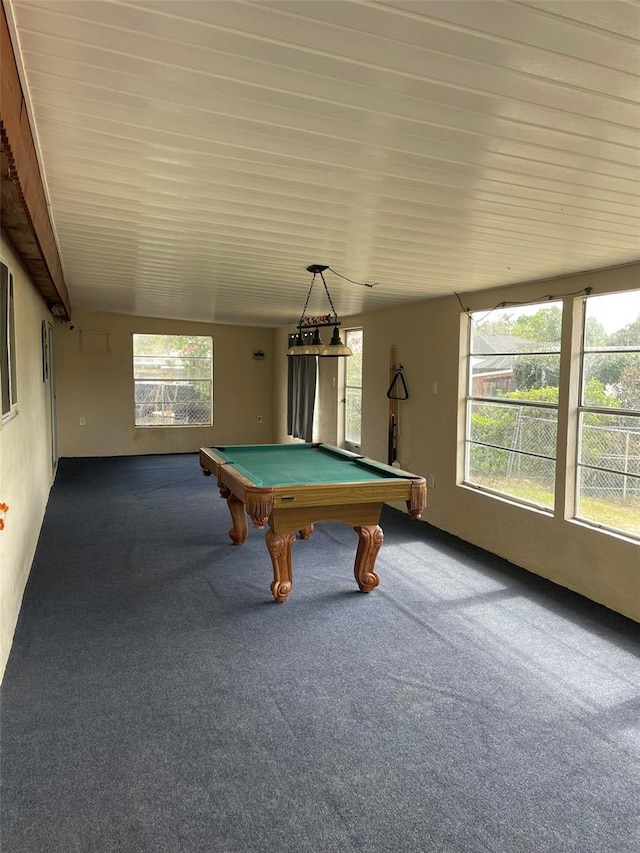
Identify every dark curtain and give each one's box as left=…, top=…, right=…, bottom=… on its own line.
left=287, top=332, right=317, bottom=441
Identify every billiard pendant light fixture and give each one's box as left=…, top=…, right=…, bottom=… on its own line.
left=287, top=265, right=353, bottom=358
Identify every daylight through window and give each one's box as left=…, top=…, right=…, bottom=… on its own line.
left=576, top=292, right=640, bottom=538
left=344, top=328, right=363, bottom=451
left=465, top=303, right=562, bottom=510
left=133, top=334, right=213, bottom=427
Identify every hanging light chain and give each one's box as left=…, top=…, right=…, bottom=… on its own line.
left=296, top=268, right=339, bottom=329
left=318, top=270, right=339, bottom=324
left=296, top=273, right=318, bottom=330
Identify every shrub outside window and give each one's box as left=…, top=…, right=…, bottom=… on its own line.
left=576, top=291, right=640, bottom=538
left=133, top=334, right=213, bottom=426
left=465, top=303, right=562, bottom=509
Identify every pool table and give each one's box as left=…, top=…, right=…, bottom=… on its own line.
left=199, top=443, right=426, bottom=602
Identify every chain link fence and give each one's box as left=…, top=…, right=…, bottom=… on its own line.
left=135, top=381, right=212, bottom=426
left=470, top=407, right=640, bottom=506
left=579, top=422, right=640, bottom=499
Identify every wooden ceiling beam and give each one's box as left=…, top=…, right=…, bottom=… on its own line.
left=0, top=1, right=70, bottom=319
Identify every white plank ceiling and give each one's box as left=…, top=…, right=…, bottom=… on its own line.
left=5, top=0, right=640, bottom=327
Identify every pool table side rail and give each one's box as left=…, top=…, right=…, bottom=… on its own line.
left=200, top=447, right=275, bottom=525
left=316, top=446, right=427, bottom=516
left=200, top=447, right=426, bottom=522
left=202, top=444, right=424, bottom=486
left=314, top=444, right=425, bottom=483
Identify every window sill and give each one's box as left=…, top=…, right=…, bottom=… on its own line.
left=1, top=408, right=19, bottom=426
left=459, top=481, right=554, bottom=517
left=569, top=516, right=640, bottom=546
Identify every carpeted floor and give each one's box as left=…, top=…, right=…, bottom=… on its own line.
left=1, top=453, right=639, bottom=852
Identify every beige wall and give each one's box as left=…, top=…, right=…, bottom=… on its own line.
left=2, top=252, right=638, bottom=683
left=276, top=263, right=640, bottom=622
left=0, top=235, right=56, bottom=681
left=55, top=311, right=276, bottom=457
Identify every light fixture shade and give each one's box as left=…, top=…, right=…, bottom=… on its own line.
left=287, top=327, right=324, bottom=356
left=287, top=343, right=316, bottom=356
left=318, top=326, right=352, bottom=357
left=287, top=332, right=307, bottom=356
left=318, top=343, right=352, bottom=357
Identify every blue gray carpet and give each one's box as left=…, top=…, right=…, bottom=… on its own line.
left=1, top=453, right=639, bottom=852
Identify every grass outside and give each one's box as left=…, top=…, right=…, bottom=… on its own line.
left=576, top=495, right=640, bottom=537
left=474, top=477, right=640, bottom=537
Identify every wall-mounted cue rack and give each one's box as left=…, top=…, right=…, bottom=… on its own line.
left=387, top=346, right=409, bottom=466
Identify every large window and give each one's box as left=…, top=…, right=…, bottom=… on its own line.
left=465, top=303, right=562, bottom=509
left=344, top=328, right=363, bottom=452
left=133, top=334, right=213, bottom=426
left=1, top=261, right=17, bottom=421
left=576, top=291, right=640, bottom=537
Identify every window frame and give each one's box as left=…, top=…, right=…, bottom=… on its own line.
left=343, top=327, right=363, bottom=453
left=1, top=260, right=18, bottom=423
left=463, top=304, right=562, bottom=511
left=574, top=292, right=640, bottom=540
left=132, top=334, right=213, bottom=428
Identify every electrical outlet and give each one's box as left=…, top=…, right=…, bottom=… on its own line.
left=79, top=417, right=86, bottom=426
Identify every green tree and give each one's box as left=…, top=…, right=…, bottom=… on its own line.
left=506, top=386, right=559, bottom=404
left=512, top=306, right=562, bottom=342
left=613, top=366, right=640, bottom=410
left=584, top=316, right=608, bottom=347
left=583, top=377, right=617, bottom=408
left=474, top=313, right=517, bottom=336
left=609, top=314, right=640, bottom=348
left=583, top=313, right=640, bottom=400
left=171, top=336, right=213, bottom=381
left=512, top=355, right=560, bottom=391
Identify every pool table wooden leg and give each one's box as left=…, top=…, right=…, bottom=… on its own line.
left=220, top=487, right=248, bottom=545
left=298, top=524, right=314, bottom=539
left=265, top=529, right=295, bottom=602
left=353, top=525, right=384, bottom=592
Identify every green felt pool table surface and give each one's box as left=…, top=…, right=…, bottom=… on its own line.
left=209, top=442, right=413, bottom=487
